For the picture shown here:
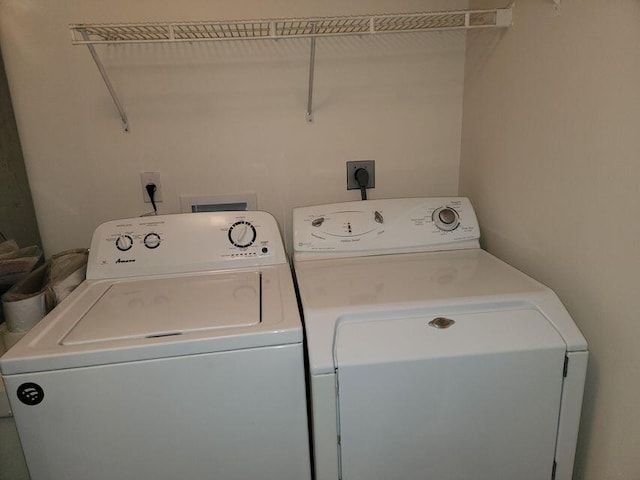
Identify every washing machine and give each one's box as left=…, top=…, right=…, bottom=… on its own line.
left=0, top=335, right=30, bottom=480
left=293, top=197, right=587, bottom=480
left=0, top=211, right=311, bottom=480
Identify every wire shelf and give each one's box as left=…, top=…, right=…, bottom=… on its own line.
left=70, top=7, right=512, bottom=45
left=69, top=6, right=512, bottom=131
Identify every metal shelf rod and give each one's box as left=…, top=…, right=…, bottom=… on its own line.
left=80, top=30, right=130, bottom=132
left=306, top=23, right=317, bottom=124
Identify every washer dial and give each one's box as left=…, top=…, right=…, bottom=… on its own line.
left=432, top=207, right=460, bottom=231
left=144, top=233, right=161, bottom=249
left=115, top=234, right=133, bottom=251
left=228, top=221, right=257, bottom=248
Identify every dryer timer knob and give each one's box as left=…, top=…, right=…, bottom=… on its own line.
left=432, top=207, right=460, bottom=232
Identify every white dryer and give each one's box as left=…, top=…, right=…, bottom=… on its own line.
left=293, top=197, right=587, bottom=480
left=0, top=212, right=310, bottom=480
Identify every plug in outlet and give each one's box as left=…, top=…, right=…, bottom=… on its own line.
left=140, top=172, right=163, bottom=203
left=346, top=160, right=375, bottom=190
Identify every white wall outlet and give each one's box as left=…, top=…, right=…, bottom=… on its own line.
left=140, top=172, right=163, bottom=203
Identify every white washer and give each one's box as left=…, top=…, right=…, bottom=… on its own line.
left=0, top=335, right=30, bottom=480
left=0, top=212, right=311, bottom=480
left=293, top=197, right=587, bottom=480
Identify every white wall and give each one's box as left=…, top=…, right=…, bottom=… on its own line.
left=0, top=0, right=468, bottom=255
left=461, top=1, right=640, bottom=478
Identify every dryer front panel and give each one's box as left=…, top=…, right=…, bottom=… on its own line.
left=335, top=309, right=566, bottom=480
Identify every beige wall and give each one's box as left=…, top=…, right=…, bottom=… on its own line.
left=0, top=0, right=468, bottom=255
left=461, top=1, right=640, bottom=478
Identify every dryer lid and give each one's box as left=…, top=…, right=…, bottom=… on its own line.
left=63, top=272, right=260, bottom=345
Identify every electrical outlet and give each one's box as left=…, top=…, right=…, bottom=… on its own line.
left=346, top=160, right=375, bottom=190
left=140, top=172, right=163, bottom=203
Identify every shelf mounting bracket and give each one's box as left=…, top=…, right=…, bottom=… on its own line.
left=305, top=22, right=317, bottom=124
left=80, top=30, right=130, bottom=132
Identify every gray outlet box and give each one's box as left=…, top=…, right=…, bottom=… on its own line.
left=346, top=160, right=375, bottom=190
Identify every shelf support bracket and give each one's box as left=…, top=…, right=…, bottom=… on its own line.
left=305, top=23, right=317, bottom=124
left=80, top=30, right=130, bottom=132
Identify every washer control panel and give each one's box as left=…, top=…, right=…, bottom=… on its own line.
left=294, top=197, right=480, bottom=255
left=87, top=212, right=287, bottom=280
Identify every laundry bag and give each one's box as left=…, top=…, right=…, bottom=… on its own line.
left=1, top=249, right=88, bottom=350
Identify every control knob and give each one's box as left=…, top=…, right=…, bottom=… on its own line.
left=144, top=233, right=161, bottom=249
left=432, top=207, right=460, bottom=231
left=228, top=221, right=257, bottom=248
left=115, top=235, right=133, bottom=251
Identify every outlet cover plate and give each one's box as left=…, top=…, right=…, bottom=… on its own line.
left=347, top=160, right=375, bottom=190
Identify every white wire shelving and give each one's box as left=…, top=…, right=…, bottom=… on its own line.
left=69, top=6, right=513, bottom=131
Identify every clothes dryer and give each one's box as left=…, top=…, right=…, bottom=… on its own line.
left=293, top=197, right=587, bottom=480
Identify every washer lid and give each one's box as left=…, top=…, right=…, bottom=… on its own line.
left=63, top=272, right=260, bottom=345
left=0, top=264, right=302, bottom=375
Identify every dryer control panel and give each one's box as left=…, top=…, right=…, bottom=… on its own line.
left=87, top=211, right=287, bottom=280
left=293, top=197, right=480, bottom=257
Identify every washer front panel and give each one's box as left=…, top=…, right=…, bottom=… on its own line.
left=4, top=344, right=311, bottom=480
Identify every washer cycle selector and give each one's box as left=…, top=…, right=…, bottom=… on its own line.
left=432, top=207, right=460, bottom=231
left=228, top=221, right=257, bottom=248
left=144, top=233, right=161, bottom=249
left=115, top=235, right=133, bottom=251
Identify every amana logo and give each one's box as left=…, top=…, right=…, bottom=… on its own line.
left=116, top=258, right=136, bottom=264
